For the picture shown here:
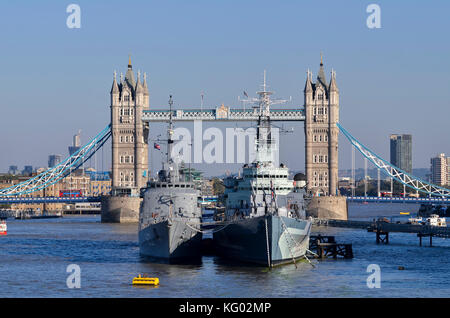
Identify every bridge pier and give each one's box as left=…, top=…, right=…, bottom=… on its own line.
left=306, top=196, right=348, bottom=220
left=100, top=195, right=141, bottom=223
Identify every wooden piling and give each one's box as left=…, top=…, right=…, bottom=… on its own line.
left=309, top=235, right=353, bottom=259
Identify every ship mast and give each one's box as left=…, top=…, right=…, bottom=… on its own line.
left=167, top=95, right=174, bottom=165
left=162, top=95, right=179, bottom=183
left=238, top=70, right=289, bottom=166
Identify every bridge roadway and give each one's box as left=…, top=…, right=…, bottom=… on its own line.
left=2, top=195, right=449, bottom=205
left=0, top=195, right=218, bottom=205
left=0, top=196, right=102, bottom=204
left=347, top=196, right=450, bottom=205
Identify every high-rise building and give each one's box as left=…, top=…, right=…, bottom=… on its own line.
left=68, top=130, right=81, bottom=156
left=22, top=165, right=33, bottom=176
left=430, top=153, right=448, bottom=186
left=447, top=157, right=450, bottom=186
left=304, top=55, right=339, bottom=196
left=8, top=165, right=19, bottom=175
left=390, top=134, right=412, bottom=173
left=48, top=154, right=62, bottom=168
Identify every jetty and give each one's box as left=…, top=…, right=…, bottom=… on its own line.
left=313, top=218, right=450, bottom=246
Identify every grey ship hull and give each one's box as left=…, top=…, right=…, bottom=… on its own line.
left=139, top=218, right=202, bottom=262
left=213, top=215, right=311, bottom=266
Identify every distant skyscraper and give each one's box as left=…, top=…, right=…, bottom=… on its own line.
left=390, top=134, right=412, bottom=173
left=8, top=165, right=19, bottom=175
left=68, top=130, right=81, bottom=156
left=430, top=153, right=448, bottom=186
left=48, top=154, right=62, bottom=168
left=22, top=165, right=33, bottom=176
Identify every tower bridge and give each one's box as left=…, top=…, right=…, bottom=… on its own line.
left=3, top=57, right=449, bottom=222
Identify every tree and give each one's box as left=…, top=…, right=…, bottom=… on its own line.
left=212, top=178, right=225, bottom=196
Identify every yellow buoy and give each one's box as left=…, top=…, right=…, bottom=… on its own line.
left=400, top=212, right=410, bottom=215
left=132, top=274, right=159, bottom=286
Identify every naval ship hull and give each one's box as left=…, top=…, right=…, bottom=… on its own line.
left=213, top=215, right=311, bottom=266
left=139, top=219, right=202, bottom=262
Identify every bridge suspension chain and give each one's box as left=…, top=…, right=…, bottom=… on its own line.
left=0, top=124, right=111, bottom=197
left=337, top=123, right=450, bottom=198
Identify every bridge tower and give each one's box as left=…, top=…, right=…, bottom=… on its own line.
left=304, top=56, right=346, bottom=220
left=110, top=57, right=150, bottom=195
left=304, top=55, right=339, bottom=197
left=102, top=57, right=149, bottom=223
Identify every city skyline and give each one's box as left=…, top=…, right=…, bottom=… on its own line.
left=1, top=1, right=450, bottom=176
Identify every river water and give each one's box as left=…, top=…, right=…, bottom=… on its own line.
left=1, top=203, right=449, bottom=298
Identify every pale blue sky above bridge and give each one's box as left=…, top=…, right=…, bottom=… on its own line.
left=0, top=0, right=449, bottom=176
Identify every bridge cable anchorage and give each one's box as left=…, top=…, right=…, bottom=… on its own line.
left=0, top=124, right=111, bottom=197
left=337, top=123, right=450, bottom=198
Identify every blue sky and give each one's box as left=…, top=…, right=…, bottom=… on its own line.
left=0, top=0, right=449, bottom=176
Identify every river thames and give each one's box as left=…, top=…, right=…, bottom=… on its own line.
left=1, top=203, right=449, bottom=298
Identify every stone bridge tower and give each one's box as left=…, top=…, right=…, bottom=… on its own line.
left=304, top=56, right=339, bottom=196
left=110, top=57, right=149, bottom=195
left=102, top=57, right=149, bottom=223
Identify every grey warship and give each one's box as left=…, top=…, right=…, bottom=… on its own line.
left=138, top=96, right=202, bottom=262
left=213, top=74, right=312, bottom=267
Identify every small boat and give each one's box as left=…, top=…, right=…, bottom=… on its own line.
left=425, top=214, right=447, bottom=227
left=0, top=219, right=7, bottom=235
left=132, top=274, right=159, bottom=286
left=408, top=217, right=423, bottom=225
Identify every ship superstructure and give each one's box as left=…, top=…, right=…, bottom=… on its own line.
left=213, top=72, right=312, bottom=267
left=138, top=96, right=202, bottom=262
